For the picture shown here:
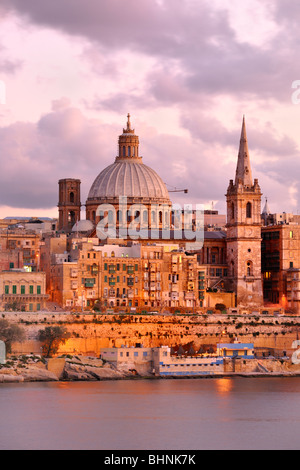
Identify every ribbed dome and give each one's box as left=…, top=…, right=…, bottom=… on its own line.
left=87, top=160, right=170, bottom=202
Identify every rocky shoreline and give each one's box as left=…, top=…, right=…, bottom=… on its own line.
left=1, top=354, right=300, bottom=383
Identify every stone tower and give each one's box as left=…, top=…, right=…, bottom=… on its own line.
left=226, top=117, right=263, bottom=306
left=58, top=178, right=81, bottom=232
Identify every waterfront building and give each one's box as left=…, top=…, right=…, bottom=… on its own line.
left=216, top=342, right=254, bottom=358
left=101, top=343, right=256, bottom=377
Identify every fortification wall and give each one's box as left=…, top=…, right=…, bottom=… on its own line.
left=4, top=312, right=300, bottom=357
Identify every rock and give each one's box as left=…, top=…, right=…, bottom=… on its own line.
left=0, top=374, right=24, bottom=383
left=62, top=359, right=125, bottom=381
left=17, top=367, right=59, bottom=382
left=84, top=365, right=124, bottom=379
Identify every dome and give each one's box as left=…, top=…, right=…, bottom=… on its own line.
left=86, top=114, right=171, bottom=206
left=72, top=219, right=94, bottom=232
left=87, top=160, right=170, bottom=202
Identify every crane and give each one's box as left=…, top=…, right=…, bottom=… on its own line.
left=166, top=184, right=188, bottom=194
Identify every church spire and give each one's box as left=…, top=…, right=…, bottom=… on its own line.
left=235, top=116, right=253, bottom=187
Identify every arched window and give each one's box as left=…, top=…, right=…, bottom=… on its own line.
left=246, top=261, right=253, bottom=276
left=128, top=146, right=131, bottom=157
left=231, top=202, right=234, bottom=220
left=123, top=146, right=126, bottom=157
left=70, top=192, right=74, bottom=203
left=246, top=202, right=252, bottom=218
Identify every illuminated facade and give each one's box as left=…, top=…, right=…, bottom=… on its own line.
left=47, top=239, right=205, bottom=311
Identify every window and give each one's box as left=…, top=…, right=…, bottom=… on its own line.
left=29, top=285, right=34, bottom=294
left=246, top=261, right=253, bottom=276
left=21, top=285, right=25, bottom=294
left=4, top=285, right=9, bottom=294
left=37, top=285, right=41, bottom=295
left=9, top=262, right=14, bottom=269
left=12, top=285, right=17, bottom=294
left=231, top=203, right=234, bottom=220
left=246, top=202, right=252, bottom=218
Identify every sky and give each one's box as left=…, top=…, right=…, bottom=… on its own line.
left=0, top=0, right=300, bottom=219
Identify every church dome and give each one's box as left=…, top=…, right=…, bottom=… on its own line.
left=87, top=160, right=170, bottom=202
left=72, top=219, right=94, bottom=233
left=86, top=115, right=170, bottom=205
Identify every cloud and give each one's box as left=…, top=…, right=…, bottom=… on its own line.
left=2, top=0, right=292, bottom=103
left=0, top=103, right=118, bottom=210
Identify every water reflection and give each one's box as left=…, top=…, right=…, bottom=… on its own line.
left=215, top=378, right=234, bottom=395
left=1, top=378, right=300, bottom=450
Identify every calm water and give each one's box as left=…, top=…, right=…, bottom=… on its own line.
left=1, top=377, right=300, bottom=450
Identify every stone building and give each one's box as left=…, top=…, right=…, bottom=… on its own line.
left=58, top=178, right=81, bottom=232
left=46, top=238, right=204, bottom=311
left=0, top=270, right=48, bottom=311
left=85, top=114, right=172, bottom=231
left=261, top=223, right=300, bottom=308
left=226, top=117, right=263, bottom=306
left=0, top=228, right=41, bottom=272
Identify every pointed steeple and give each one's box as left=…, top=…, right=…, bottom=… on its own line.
left=235, top=116, right=253, bottom=187
left=262, top=197, right=270, bottom=215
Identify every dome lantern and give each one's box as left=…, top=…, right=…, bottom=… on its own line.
left=116, top=113, right=141, bottom=161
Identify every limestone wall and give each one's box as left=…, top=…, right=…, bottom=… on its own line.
left=5, top=311, right=300, bottom=357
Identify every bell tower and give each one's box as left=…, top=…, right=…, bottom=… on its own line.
left=58, top=178, right=81, bottom=232
left=226, top=117, right=263, bottom=306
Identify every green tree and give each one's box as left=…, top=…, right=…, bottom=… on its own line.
left=0, top=319, right=26, bottom=353
left=38, top=326, right=71, bottom=357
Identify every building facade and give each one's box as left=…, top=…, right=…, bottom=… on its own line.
left=0, top=270, right=48, bottom=311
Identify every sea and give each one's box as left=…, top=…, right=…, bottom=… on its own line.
left=1, top=377, right=300, bottom=451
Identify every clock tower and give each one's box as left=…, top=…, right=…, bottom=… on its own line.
left=226, top=117, right=263, bottom=306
